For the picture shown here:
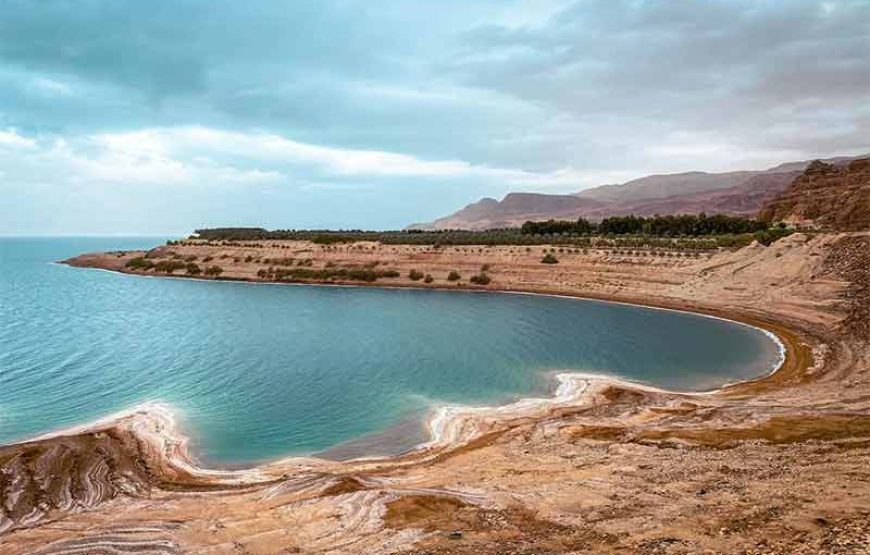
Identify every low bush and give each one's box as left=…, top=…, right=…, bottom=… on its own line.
left=257, top=266, right=400, bottom=283
left=126, top=257, right=154, bottom=270
left=408, top=269, right=425, bottom=281
left=447, top=270, right=461, bottom=281
left=153, top=260, right=187, bottom=273
left=204, top=265, right=224, bottom=276
left=470, top=273, right=491, bottom=285
left=541, top=253, right=559, bottom=264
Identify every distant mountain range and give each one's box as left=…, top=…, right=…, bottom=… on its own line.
left=409, top=154, right=868, bottom=230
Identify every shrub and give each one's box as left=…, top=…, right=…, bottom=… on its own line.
left=186, top=263, right=202, bottom=275
left=205, top=265, right=224, bottom=276
left=423, top=274, right=434, bottom=284
left=481, top=263, right=491, bottom=271
left=126, top=257, right=154, bottom=271
left=153, top=260, right=187, bottom=273
left=541, top=253, right=559, bottom=264
left=202, top=255, right=213, bottom=263
left=258, top=267, right=400, bottom=283
left=470, top=273, right=491, bottom=285
left=408, top=269, right=425, bottom=281
left=447, top=270, right=461, bottom=281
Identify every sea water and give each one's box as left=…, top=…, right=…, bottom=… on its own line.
left=0, top=237, right=782, bottom=464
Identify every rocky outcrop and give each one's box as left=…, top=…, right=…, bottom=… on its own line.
left=759, top=159, right=870, bottom=231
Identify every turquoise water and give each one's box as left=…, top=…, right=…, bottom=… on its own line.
left=1, top=237, right=781, bottom=464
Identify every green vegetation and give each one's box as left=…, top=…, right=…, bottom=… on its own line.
left=469, top=273, right=491, bottom=285
left=204, top=265, right=224, bottom=276
left=522, top=214, right=767, bottom=236
left=191, top=214, right=788, bottom=251
left=186, top=263, right=202, bottom=275
left=447, top=270, right=461, bottom=281
left=257, top=267, right=400, bottom=283
left=408, top=269, right=425, bottom=281
left=423, top=274, right=434, bottom=284
left=126, top=257, right=154, bottom=270
left=521, top=218, right=594, bottom=235
left=750, top=228, right=793, bottom=246
left=153, top=260, right=187, bottom=273
left=541, top=253, right=559, bottom=264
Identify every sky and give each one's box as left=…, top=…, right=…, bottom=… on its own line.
left=2, top=0, right=869, bottom=234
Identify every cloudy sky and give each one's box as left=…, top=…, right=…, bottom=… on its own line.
left=2, top=0, right=868, bottom=234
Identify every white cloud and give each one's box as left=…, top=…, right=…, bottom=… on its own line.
left=0, top=129, right=37, bottom=149
left=31, top=77, right=74, bottom=97
left=1, top=128, right=282, bottom=188
left=2, top=125, right=653, bottom=196
left=78, top=126, right=602, bottom=187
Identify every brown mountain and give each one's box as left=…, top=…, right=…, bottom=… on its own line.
left=411, top=155, right=867, bottom=230
left=759, top=158, right=870, bottom=230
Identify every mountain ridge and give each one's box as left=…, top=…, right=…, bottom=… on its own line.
left=410, top=154, right=868, bottom=230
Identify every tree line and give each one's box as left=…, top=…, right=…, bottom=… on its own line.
left=192, top=213, right=783, bottom=248
left=521, top=214, right=770, bottom=237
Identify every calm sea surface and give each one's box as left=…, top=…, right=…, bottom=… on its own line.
left=0, top=237, right=781, bottom=464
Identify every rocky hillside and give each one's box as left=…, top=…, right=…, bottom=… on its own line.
left=759, top=158, right=870, bottom=231
left=412, top=155, right=866, bottom=230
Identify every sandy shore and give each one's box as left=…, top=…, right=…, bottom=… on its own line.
left=2, top=232, right=869, bottom=554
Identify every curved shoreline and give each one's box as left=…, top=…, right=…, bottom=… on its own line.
left=4, top=262, right=800, bottom=475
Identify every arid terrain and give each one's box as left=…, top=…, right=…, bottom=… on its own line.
left=2, top=226, right=869, bottom=554
left=412, top=155, right=867, bottom=231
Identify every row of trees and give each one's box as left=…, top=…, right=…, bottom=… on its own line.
left=126, top=257, right=223, bottom=276
left=191, top=214, right=785, bottom=248
left=522, top=214, right=770, bottom=237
